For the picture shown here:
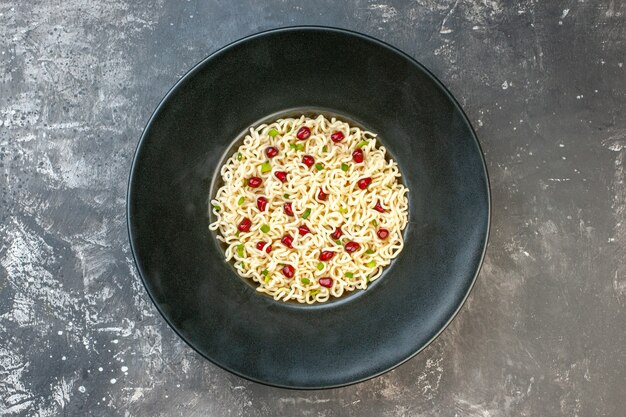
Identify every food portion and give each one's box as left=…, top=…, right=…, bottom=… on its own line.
left=209, top=115, right=409, bottom=304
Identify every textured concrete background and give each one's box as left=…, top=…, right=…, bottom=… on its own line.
left=1, top=1, right=625, bottom=416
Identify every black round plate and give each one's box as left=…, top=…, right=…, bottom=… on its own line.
left=127, top=26, right=490, bottom=389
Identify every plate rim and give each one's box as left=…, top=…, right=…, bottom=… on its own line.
left=126, top=25, right=492, bottom=390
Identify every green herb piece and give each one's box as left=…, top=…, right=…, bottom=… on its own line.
left=345, top=272, right=354, bottom=278
left=310, top=290, right=320, bottom=296
left=316, top=262, right=324, bottom=271
left=268, top=128, right=279, bottom=137
left=235, top=231, right=240, bottom=237
left=301, top=278, right=311, bottom=285
left=365, top=261, right=377, bottom=268
left=260, top=224, right=270, bottom=233
left=261, top=269, right=269, bottom=276
left=322, top=145, right=328, bottom=153
left=264, top=275, right=271, bottom=283
left=386, top=185, right=393, bottom=189
left=371, top=219, right=378, bottom=226
left=283, top=193, right=290, bottom=198
left=315, top=162, right=324, bottom=171
left=356, top=140, right=368, bottom=149
left=290, top=143, right=304, bottom=151
left=341, top=163, right=349, bottom=172
left=236, top=244, right=245, bottom=257
left=237, top=196, right=245, bottom=206
left=260, top=161, right=271, bottom=173
left=366, top=249, right=375, bottom=255
left=335, top=239, right=342, bottom=245
left=302, top=208, right=311, bottom=219
left=339, top=207, right=348, bottom=214
left=212, top=204, right=221, bottom=212
left=236, top=152, right=242, bottom=161
left=243, top=179, right=248, bottom=187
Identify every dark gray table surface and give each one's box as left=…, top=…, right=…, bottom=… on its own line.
left=1, top=1, right=624, bottom=416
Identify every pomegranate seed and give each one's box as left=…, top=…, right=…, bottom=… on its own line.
left=256, top=196, right=268, bottom=212
left=265, top=146, right=278, bottom=158
left=319, top=277, right=333, bottom=288
left=319, top=251, right=335, bottom=261
left=330, top=226, right=343, bottom=240
left=331, top=131, right=345, bottom=142
left=282, top=264, right=295, bottom=278
left=357, top=177, right=372, bottom=190
left=302, top=155, right=315, bottom=167
left=298, top=225, right=311, bottom=236
left=296, top=126, right=311, bottom=140
left=374, top=200, right=385, bottom=213
left=317, top=187, right=328, bottom=201
left=377, top=228, right=390, bottom=240
left=345, top=241, right=360, bottom=253
left=256, top=241, right=272, bottom=253
left=237, top=218, right=252, bottom=232
left=352, top=149, right=364, bottom=163
left=248, top=177, right=262, bottom=188
left=274, top=171, right=288, bottom=183
left=284, top=202, right=294, bottom=216
left=281, top=234, right=293, bottom=248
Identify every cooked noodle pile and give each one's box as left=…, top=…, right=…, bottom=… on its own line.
left=209, top=115, right=409, bottom=304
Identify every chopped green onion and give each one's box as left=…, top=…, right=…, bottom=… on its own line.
left=283, top=193, right=290, bottom=199
left=315, top=162, right=324, bottom=171
left=241, top=262, right=246, bottom=269
left=301, top=278, right=311, bottom=285
left=310, top=290, right=320, bottom=296
left=261, top=269, right=268, bottom=276
left=268, top=128, right=279, bottom=137
left=386, top=185, right=393, bottom=189
left=237, top=196, right=245, bottom=205
left=345, top=272, right=354, bottom=278
left=302, top=208, right=311, bottom=219
left=243, top=179, right=248, bottom=187
left=339, top=207, right=348, bottom=214
left=356, top=140, right=368, bottom=148
left=235, top=231, right=240, bottom=237
left=212, top=204, right=221, bottom=212
left=335, top=239, right=342, bottom=245
left=316, top=262, right=324, bottom=271
left=260, top=224, right=270, bottom=233
left=371, top=219, right=378, bottom=226
left=341, top=163, right=349, bottom=172
left=264, top=275, right=271, bottom=283
left=260, top=161, right=271, bottom=173
left=365, top=261, right=377, bottom=268
left=236, top=244, right=245, bottom=257
left=236, top=152, right=242, bottom=161
left=322, top=145, right=328, bottom=153
left=289, top=143, right=304, bottom=151
left=366, top=249, right=375, bottom=255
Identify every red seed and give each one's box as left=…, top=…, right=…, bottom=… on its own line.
left=319, top=251, right=335, bottom=261
left=237, top=218, right=252, bottom=232
left=377, top=228, right=389, bottom=240
left=330, top=226, right=343, bottom=240
left=274, top=171, right=288, bottom=183
left=265, top=146, right=278, bottom=158
left=345, top=241, right=360, bottom=253
left=256, top=241, right=272, bottom=253
left=298, top=225, right=311, bottom=236
left=317, top=187, right=328, bottom=201
left=282, top=264, right=295, bottom=278
left=352, top=149, right=364, bottom=163
left=319, top=277, right=333, bottom=288
left=248, top=177, right=262, bottom=188
left=357, top=177, right=372, bottom=190
left=302, top=155, right=315, bottom=167
left=331, top=131, right=345, bottom=142
left=296, top=126, right=311, bottom=140
left=281, top=234, right=293, bottom=248
left=284, top=202, right=294, bottom=216
left=256, top=196, right=268, bottom=212
left=374, top=200, right=385, bottom=213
